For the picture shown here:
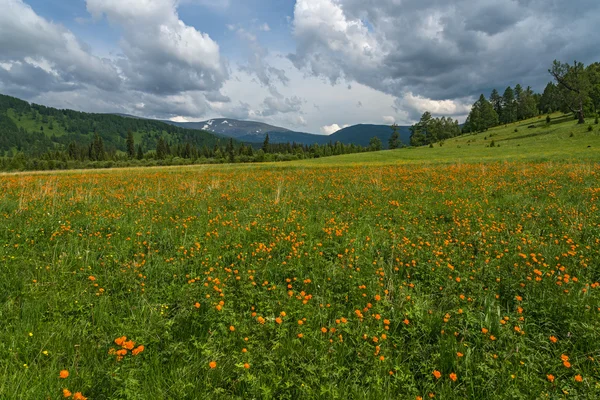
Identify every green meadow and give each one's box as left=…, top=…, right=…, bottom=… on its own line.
left=1, top=113, right=600, bottom=399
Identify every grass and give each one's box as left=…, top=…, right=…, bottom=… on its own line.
left=292, top=113, right=600, bottom=166
left=1, top=114, right=600, bottom=399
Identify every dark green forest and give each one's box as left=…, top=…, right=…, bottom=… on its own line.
left=0, top=94, right=374, bottom=171
left=409, top=60, right=600, bottom=146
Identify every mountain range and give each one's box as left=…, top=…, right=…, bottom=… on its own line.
left=165, top=118, right=411, bottom=148
left=0, top=92, right=412, bottom=158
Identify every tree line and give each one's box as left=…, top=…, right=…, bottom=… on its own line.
left=409, top=59, right=600, bottom=145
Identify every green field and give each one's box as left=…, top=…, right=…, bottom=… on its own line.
left=1, top=114, right=600, bottom=399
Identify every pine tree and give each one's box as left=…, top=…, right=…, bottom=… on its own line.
left=136, top=144, right=144, bottom=160
left=489, top=89, right=502, bottom=116
left=262, top=134, right=270, bottom=153
left=388, top=124, right=400, bottom=149
left=500, top=87, right=517, bottom=123
left=126, top=131, right=135, bottom=158
left=156, top=137, right=166, bottom=159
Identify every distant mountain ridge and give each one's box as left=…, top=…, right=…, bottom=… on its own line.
left=165, top=118, right=411, bottom=148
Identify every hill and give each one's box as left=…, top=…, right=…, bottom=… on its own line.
left=292, top=113, right=600, bottom=166
left=0, top=94, right=226, bottom=158
left=167, top=118, right=410, bottom=148
left=328, top=124, right=411, bottom=148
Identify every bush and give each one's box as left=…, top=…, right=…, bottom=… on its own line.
left=514, top=128, right=519, bottom=133
left=546, top=115, right=551, bottom=124
left=588, top=125, right=593, bottom=132
left=569, top=132, right=574, bottom=137
left=595, top=115, right=599, bottom=125
left=490, top=140, right=496, bottom=147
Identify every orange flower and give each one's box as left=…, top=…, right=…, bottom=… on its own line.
left=321, top=327, right=328, bottom=333
left=481, top=328, right=488, bottom=334
left=244, top=363, right=250, bottom=369
left=547, top=374, right=555, bottom=383
left=132, top=345, right=145, bottom=356
left=298, top=320, right=304, bottom=325
left=88, top=276, right=96, bottom=281
left=549, top=335, right=558, bottom=343
left=297, top=333, right=303, bottom=338
left=59, top=370, right=69, bottom=379
left=379, top=356, right=385, bottom=361
left=449, top=373, right=457, bottom=382
left=574, top=375, right=583, bottom=382
left=383, top=319, right=390, bottom=325
left=194, top=302, right=201, bottom=308
left=229, top=325, right=235, bottom=331
left=116, top=349, right=127, bottom=356
left=560, top=354, right=569, bottom=362
left=457, top=352, right=464, bottom=357
left=433, top=370, right=441, bottom=379
left=275, top=317, right=282, bottom=324
left=62, top=388, right=72, bottom=398
left=374, top=295, right=381, bottom=301
left=257, top=316, right=265, bottom=324
left=73, top=393, right=87, bottom=400
left=114, top=336, right=127, bottom=346
left=403, top=318, right=410, bottom=325
left=563, top=361, right=571, bottom=368
left=123, top=340, right=135, bottom=350
left=209, top=361, right=217, bottom=369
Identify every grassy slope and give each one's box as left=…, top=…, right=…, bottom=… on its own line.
left=292, top=113, right=600, bottom=166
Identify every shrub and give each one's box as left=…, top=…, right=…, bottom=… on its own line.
left=595, top=115, right=599, bottom=125
left=546, top=115, right=551, bottom=124
left=490, top=140, right=496, bottom=147
left=588, top=125, right=593, bottom=132
left=514, top=128, right=518, bottom=133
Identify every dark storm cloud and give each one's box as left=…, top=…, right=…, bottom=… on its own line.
left=291, top=0, right=600, bottom=100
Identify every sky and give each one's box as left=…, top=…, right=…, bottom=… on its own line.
left=1, top=0, right=599, bottom=135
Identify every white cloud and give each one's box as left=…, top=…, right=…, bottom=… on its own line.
left=0, top=0, right=120, bottom=94
left=259, top=23, right=271, bottom=32
left=396, top=93, right=472, bottom=121
left=382, top=116, right=395, bottom=124
left=320, top=123, right=349, bottom=135
left=170, top=116, right=189, bottom=122
left=86, top=0, right=227, bottom=94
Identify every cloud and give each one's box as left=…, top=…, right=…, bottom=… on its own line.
left=290, top=0, right=600, bottom=101
left=234, top=27, right=288, bottom=89
left=0, top=0, right=120, bottom=95
left=259, top=23, right=271, bottom=32
left=86, top=0, right=227, bottom=95
left=320, top=123, right=349, bottom=135
left=382, top=116, right=395, bottom=124
left=261, top=95, right=303, bottom=116
left=395, top=93, right=472, bottom=121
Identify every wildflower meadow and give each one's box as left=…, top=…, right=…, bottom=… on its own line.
left=1, top=161, right=599, bottom=399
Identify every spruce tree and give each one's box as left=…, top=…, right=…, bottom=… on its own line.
left=262, top=134, right=270, bottom=153
left=388, top=124, right=400, bottom=149
left=126, top=131, right=135, bottom=158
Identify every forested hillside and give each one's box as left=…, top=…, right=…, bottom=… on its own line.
left=0, top=94, right=224, bottom=159
left=410, top=60, right=600, bottom=146
left=0, top=94, right=377, bottom=171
